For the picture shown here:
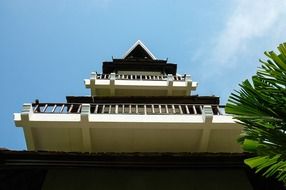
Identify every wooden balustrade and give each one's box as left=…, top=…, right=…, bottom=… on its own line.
left=95, top=74, right=186, bottom=81
left=32, top=103, right=225, bottom=115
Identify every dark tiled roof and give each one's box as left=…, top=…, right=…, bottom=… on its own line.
left=66, top=96, right=220, bottom=104
left=0, top=149, right=251, bottom=169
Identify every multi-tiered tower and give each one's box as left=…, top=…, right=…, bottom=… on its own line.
left=14, top=40, right=242, bottom=153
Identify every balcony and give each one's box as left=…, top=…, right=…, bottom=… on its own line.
left=14, top=102, right=241, bottom=153
left=84, top=73, right=198, bottom=96
left=94, top=73, right=187, bottom=81
left=31, top=102, right=225, bottom=115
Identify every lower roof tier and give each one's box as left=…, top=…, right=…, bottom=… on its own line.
left=66, top=96, right=219, bottom=104
left=2, top=150, right=284, bottom=190
left=0, top=150, right=250, bottom=168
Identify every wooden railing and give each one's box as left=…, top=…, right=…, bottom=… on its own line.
left=95, top=74, right=187, bottom=81
left=32, top=103, right=225, bottom=115
left=32, top=103, right=82, bottom=114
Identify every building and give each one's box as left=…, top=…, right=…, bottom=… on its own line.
left=14, top=40, right=242, bottom=153
left=4, top=41, right=285, bottom=190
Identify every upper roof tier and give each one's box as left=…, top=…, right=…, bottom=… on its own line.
left=102, top=40, right=177, bottom=75
left=85, top=40, right=197, bottom=96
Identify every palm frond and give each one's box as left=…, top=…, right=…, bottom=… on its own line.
left=226, top=43, right=286, bottom=183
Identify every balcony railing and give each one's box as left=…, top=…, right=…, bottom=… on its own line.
left=95, top=73, right=187, bottom=81
left=32, top=103, right=225, bottom=115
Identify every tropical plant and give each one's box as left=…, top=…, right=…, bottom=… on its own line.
left=225, top=43, right=286, bottom=183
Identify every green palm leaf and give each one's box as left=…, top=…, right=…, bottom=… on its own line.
left=226, top=43, right=286, bottom=183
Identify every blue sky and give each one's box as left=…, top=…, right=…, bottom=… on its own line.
left=1, top=0, right=286, bottom=150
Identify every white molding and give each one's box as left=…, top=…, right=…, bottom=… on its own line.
left=15, top=113, right=240, bottom=126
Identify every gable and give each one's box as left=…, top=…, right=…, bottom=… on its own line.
left=123, top=40, right=156, bottom=60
